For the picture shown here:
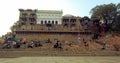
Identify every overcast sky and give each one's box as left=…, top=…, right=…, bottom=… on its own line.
left=0, top=0, right=119, bottom=36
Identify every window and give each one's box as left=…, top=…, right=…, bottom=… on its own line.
left=45, top=21, right=47, bottom=24
left=63, top=19, right=69, bottom=22
left=29, top=18, right=32, bottom=21
left=20, top=17, right=27, bottom=21
left=41, top=21, right=43, bottom=24
left=70, top=19, right=73, bottom=22
left=48, top=21, right=50, bottom=24
left=52, top=21, right=54, bottom=24
left=70, top=19, right=75, bottom=22
left=55, top=21, right=58, bottom=24
left=29, top=18, right=36, bottom=22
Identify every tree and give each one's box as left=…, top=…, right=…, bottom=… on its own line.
left=90, top=3, right=120, bottom=31
left=112, top=3, right=120, bottom=31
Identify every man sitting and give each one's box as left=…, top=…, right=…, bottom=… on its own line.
left=54, top=41, right=62, bottom=49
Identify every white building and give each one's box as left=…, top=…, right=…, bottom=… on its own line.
left=36, top=10, right=63, bottom=24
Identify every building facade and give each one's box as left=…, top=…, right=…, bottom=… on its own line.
left=36, top=10, right=63, bottom=24
left=19, top=9, right=37, bottom=25
left=62, top=14, right=83, bottom=31
left=12, top=9, right=91, bottom=41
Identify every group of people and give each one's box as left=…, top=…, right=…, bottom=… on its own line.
left=0, top=33, right=109, bottom=51
left=1, top=35, right=63, bottom=49
left=0, top=34, right=43, bottom=49
left=2, top=39, right=43, bottom=49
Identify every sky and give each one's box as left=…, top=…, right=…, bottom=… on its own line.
left=0, top=0, right=119, bottom=36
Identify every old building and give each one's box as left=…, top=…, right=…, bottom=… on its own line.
left=12, top=9, right=91, bottom=41
left=36, top=10, right=63, bottom=24
left=19, top=9, right=37, bottom=25
left=62, top=14, right=83, bottom=31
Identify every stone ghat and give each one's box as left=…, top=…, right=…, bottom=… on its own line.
left=0, top=33, right=120, bottom=57
left=0, top=49, right=120, bottom=58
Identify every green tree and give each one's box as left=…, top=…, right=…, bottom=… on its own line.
left=90, top=3, right=120, bottom=31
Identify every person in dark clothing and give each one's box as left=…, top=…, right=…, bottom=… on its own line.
left=45, top=38, right=51, bottom=43
left=34, top=42, right=38, bottom=47
left=2, top=43, right=11, bottom=49
left=101, top=44, right=107, bottom=50
left=28, top=45, right=33, bottom=48
left=83, top=38, right=89, bottom=47
left=13, top=43, right=20, bottom=48
left=57, top=43, right=62, bottom=48
left=23, top=42, right=27, bottom=48
left=54, top=41, right=62, bottom=49
left=35, top=41, right=42, bottom=47
left=54, top=42, right=59, bottom=48
left=28, top=40, right=34, bottom=48
left=27, top=43, right=33, bottom=48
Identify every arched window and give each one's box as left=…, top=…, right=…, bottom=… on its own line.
left=45, top=21, right=47, bottom=24
left=48, top=21, right=50, bottom=24
left=55, top=21, right=58, bottom=24
left=41, top=20, right=43, bottom=24
left=52, top=21, right=54, bottom=24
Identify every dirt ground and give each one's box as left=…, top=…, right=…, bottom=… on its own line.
left=0, top=56, right=120, bottom=63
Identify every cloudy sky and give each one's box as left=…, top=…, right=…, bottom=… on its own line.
left=0, top=0, right=119, bottom=36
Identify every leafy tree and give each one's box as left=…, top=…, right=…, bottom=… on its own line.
left=90, top=3, right=120, bottom=31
